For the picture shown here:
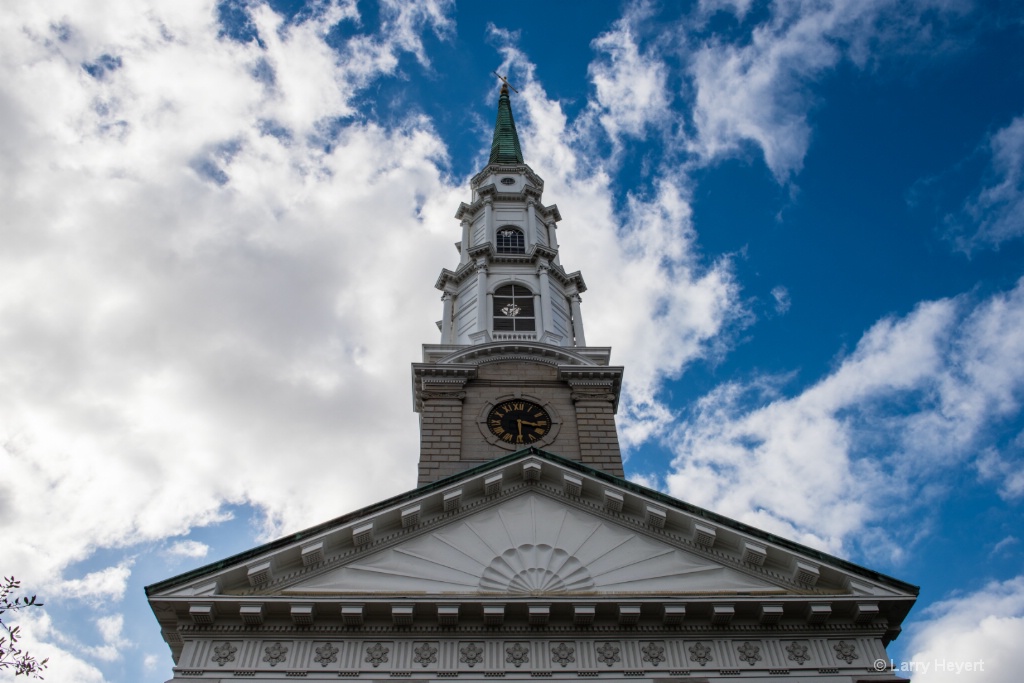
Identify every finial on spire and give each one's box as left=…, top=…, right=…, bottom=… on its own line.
left=492, top=70, right=520, bottom=94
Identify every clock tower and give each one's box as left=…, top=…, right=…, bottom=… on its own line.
left=412, top=83, right=624, bottom=485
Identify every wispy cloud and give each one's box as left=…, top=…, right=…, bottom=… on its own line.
left=0, top=0, right=462, bottom=593
left=907, top=575, right=1024, bottom=682
left=949, top=115, right=1024, bottom=252
left=52, top=563, right=133, bottom=604
left=683, top=0, right=967, bottom=181
left=583, top=2, right=672, bottom=158
left=488, top=26, right=745, bottom=449
left=771, top=285, right=791, bottom=314
left=165, top=540, right=210, bottom=559
left=660, top=277, right=1024, bottom=557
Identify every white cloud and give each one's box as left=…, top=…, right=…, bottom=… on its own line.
left=82, top=614, right=131, bottom=663
left=684, top=0, right=963, bottom=181
left=0, top=4, right=742, bottom=675
left=52, top=563, right=133, bottom=604
left=0, top=0, right=462, bottom=598
left=584, top=3, right=672, bottom=155
left=771, top=285, right=791, bottom=313
left=165, top=539, right=210, bottom=558
left=952, top=115, right=1024, bottom=251
left=662, top=277, right=1024, bottom=555
left=976, top=445, right=1024, bottom=501
left=0, top=610, right=105, bottom=683
left=991, top=536, right=1019, bottom=556
left=489, top=28, right=745, bottom=450
left=905, top=576, right=1024, bottom=683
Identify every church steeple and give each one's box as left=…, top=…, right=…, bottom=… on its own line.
left=488, top=83, right=524, bottom=165
left=412, top=80, right=624, bottom=485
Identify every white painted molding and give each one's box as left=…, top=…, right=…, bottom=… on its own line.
left=617, top=604, right=641, bottom=625
left=528, top=604, right=550, bottom=625
left=523, top=461, right=542, bottom=481
left=574, top=604, right=595, bottom=626
left=742, top=540, right=767, bottom=566
left=401, top=505, right=421, bottom=528
left=662, top=603, right=685, bottom=625
left=711, top=603, right=735, bottom=625
left=246, top=561, right=273, bottom=587
left=603, top=488, right=624, bottom=512
left=291, top=603, right=314, bottom=625
left=759, top=603, right=784, bottom=625
left=301, top=541, right=324, bottom=567
left=437, top=604, right=460, bottom=626
left=694, top=523, right=717, bottom=548
left=188, top=603, right=215, bottom=625
left=806, top=603, right=832, bottom=624
left=563, top=474, right=583, bottom=497
left=341, top=604, right=364, bottom=626
left=484, top=473, right=503, bottom=495
left=795, top=560, right=821, bottom=586
left=854, top=602, right=880, bottom=623
left=239, top=603, right=264, bottom=625
left=392, top=604, right=414, bottom=626
left=483, top=604, right=505, bottom=626
left=352, top=522, right=374, bottom=546
left=443, top=489, right=463, bottom=512
left=646, top=505, right=667, bottom=528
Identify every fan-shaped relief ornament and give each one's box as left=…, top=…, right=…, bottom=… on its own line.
left=506, top=643, right=530, bottom=668
left=460, top=643, right=484, bottom=667
left=833, top=641, right=859, bottom=664
left=263, top=643, right=288, bottom=667
left=414, top=643, right=438, bottom=667
left=366, top=643, right=390, bottom=668
left=211, top=642, right=237, bottom=666
left=315, top=643, right=339, bottom=667
left=642, top=642, right=666, bottom=666
left=737, top=642, right=762, bottom=666
left=551, top=643, right=575, bottom=667
left=595, top=643, right=621, bottom=667
left=479, top=544, right=594, bottom=593
left=786, top=642, right=810, bottom=665
left=689, top=642, right=713, bottom=666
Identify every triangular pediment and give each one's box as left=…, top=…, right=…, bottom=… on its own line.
left=148, top=449, right=917, bottom=605
left=283, top=493, right=783, bottom=596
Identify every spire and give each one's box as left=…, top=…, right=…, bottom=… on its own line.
left=489, top=83, right=524, bottom=165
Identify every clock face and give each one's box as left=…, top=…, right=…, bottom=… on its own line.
left=487, top=400, right=551, bottom=445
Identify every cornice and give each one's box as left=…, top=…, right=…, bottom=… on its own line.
left=429, top=342, right=609, bottom=368
left=434, top=252, right=582, bottom=292
left=454, top=193, right=560, bottom=224
left=469, top=163, right=545, bottom=190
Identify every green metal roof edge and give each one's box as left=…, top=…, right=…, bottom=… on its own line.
left=535, top=450, right=920, bottom=597
left=146, top=447, right=918, bottom=598
left=144, top=450, right=536, bottom=596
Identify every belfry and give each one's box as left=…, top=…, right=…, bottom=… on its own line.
left=147, top=83, right=917, bottom=682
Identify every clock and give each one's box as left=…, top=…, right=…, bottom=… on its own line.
left=487, top=400, right=552, bottom=445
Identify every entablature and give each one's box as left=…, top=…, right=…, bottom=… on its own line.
left=454, top=195, right=560, bottom=224
left=470, top=162, right=545, bottom=190
left=434, top=254, right=584, bottom=292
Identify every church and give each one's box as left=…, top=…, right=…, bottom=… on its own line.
left=146, top=82, right=917, bottom=682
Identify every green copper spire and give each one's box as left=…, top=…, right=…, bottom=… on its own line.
left=489, top=83, right=524, bottom=165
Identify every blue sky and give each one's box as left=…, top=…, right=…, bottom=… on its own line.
left=1, top=0, right=1023, bottom=680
